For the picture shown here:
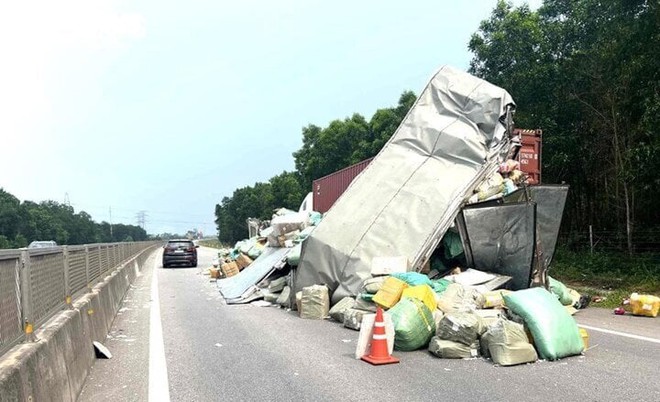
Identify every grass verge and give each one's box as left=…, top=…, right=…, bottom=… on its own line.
left=198, top=239, right=224, bottom=249
left=551, top=248, right=660, bottom=309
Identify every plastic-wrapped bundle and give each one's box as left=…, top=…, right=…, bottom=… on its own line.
left=388, top=298, right=435, bottom=351
left=480, top=317, right=528, bottom=358
left=355, top=293, right=378, bottom=312
left=264, top=292, right=279, bottom=303
left=361, top=276, right=388, bottom=294
left=247, top=241, right=265, bottom=260
left=300, top=285, right=330, bottom=320
left=268, top=277, right=287, bottom=293
left=343, top=308, right=369, bottom=330
left=481, top=317, right=537, bottom=365
left=436, top=312, right=486, bottom=346
left=328, top=297, right=356, bottom=323
left=276, top=286, right=291, bottom=308
left=429, top=337, right=480, bottom=359
left=436, top=283, right=483, bottom=313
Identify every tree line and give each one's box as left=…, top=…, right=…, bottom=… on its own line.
left=0, top=188, right=148, bottom=248
left=469, top=0, right=658, bottom=253
left=216, top=0, right=658, bottom=253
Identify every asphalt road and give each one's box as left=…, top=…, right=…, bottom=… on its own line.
left=79, top=247, right=660, bottom=401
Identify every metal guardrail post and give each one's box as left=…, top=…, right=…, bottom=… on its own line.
left=63, top=246, right=72, bottom=309
left=20, top=250, right=35, bottom=342
left=85, top=245, right=91, bottom=291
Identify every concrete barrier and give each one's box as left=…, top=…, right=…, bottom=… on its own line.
left=0, top=248, right=157, bottom=402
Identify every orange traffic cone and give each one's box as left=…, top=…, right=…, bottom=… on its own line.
left=361, top=307, right=399, bottom=365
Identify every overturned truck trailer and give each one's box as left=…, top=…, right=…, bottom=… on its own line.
left=295, top=66, right=518, bottom=304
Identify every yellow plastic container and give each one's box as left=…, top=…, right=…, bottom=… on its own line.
left=629, top=293, right=660, bottom=317
left=579, top=328, right=589, bottom=350
left=402, top=284, right=436, bottom=312
left=372, top=277, right=408, bottom=309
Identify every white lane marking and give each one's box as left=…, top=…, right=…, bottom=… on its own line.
left=578, top=324, right=660, bottom=344
left=149, top=255, right=170, bottom=402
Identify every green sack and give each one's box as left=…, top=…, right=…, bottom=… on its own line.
left=388, top=297, right=435, bottom=351
left=294, top=226, right=316, bottom=243
left=287, top=243, right=302, bottom=266
left=390, top=272, right=432, bottom=287
left=246, top=246, right=261, bottom=260
left=430, top=278, right=451, bottom=294
left=229, top=248, right=241, bottom=261
left=548, top=276, right=573, bottom=306
left=308, top=211, right=322, bottom=226
left=503, top=288, right=584, bottom=360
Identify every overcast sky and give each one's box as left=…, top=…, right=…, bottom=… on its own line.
left=0, top=0, right=540, bottom=236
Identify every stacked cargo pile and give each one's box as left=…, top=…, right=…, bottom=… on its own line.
left=214, top=207, right=323, bottom=305
left=467, top=159, right=531, bottom=204
left=212, top=237, right=264, bottom=278
left=304, top=258, right=587, bottom=365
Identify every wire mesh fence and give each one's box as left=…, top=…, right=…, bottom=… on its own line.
left=89, top=245, right=101, bottom=283
left=67, top=246, right=88, bottom=297
left=0, top=241, right=159, bottom=356
left=0, top=251, right=23, bottom=358
left=558, top=228, right=660, bottom=255
left=28, top=251, right=66, bottom=327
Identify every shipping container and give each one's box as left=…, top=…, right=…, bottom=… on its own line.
left=313, top=129, right=542, bottom=213
left=514, top=128, right=542, bottom=185
left=312, top=158, right=373, bottom=213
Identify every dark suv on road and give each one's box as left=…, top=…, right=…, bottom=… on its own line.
left=162, top=239, right=198, bottom=267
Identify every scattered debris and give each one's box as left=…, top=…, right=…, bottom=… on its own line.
left=93, top=342, right=112, bottom=359
left=629, top=293, right=660, bottom=317
left=210, top=66, right=612, bottom=368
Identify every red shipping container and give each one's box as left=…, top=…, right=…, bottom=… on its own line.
left=514, top=128, right=542, bottom=185
left=312, top=158, right=373, bottom=214
left=312, top=129, right=542, bottom=213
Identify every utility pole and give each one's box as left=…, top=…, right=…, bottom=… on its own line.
left=136, top=210, right=147, bottom=231
left=109, top=207, right=113, bottom=238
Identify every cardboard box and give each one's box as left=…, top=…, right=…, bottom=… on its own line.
left=221, top=261, right=239, bottom=277
left=235, top=254, right=253, bottom=270
left=209, top=268, right=221, bottom=279
left=370, top=256, right=410, bottom=276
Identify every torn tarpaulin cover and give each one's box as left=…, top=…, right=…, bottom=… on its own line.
left=295, top=65, right=516, bottom=304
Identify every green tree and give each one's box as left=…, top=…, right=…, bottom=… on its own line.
left=0, top=189, right=21, bottom=244
left=469, top=0, right=659, bottom=253
left=269, top=171, right=304, bottom=211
